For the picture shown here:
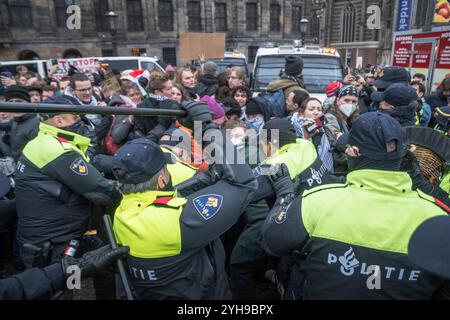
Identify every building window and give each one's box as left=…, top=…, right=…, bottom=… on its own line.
left=54, top=0, right=69, bottom=28
left=94, top=0, right=109, bottom=32
left=187, top=1, right=202, bottom=31
left=215, top=2, right=227, bottom=31
left=246, top=2, right=258, bottom=31
left=162, top=48, right=177, bottom=66
left=158, top=0, right=174, bottom=31
left=127, top=0, right=144, bottom=31
left=292, top=5, right=301, bottom=33
left=270, top=4, right=281, bottom=32
left=7, top=0, right=33, bottom=28
left=311, top=14, right=320, bottom=42
left=131, top=48, right=147, bottom=56
left=342, top=3, right=355, bottom=43
left=248, top=45, right=259, bottom=63
left=414, top=0, right=428, bottom=27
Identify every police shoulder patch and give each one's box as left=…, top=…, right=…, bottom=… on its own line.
left=193, top=194, right=223, bottom=220
left=70, top=158, right=88, bottom=176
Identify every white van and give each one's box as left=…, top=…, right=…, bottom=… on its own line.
left=251, top=45, right=344, bottom=102
left=0, top=56, right=166, bottom=79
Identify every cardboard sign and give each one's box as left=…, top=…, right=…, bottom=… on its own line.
left=179, top=33, right=226, bottom=63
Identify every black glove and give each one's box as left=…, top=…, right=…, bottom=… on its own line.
left=266, top=163, right=294, bottom=199
left=61, top=245, right=129, bottom=279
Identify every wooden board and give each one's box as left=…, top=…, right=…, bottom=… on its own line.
left=179, top=33, right=226, bottom=63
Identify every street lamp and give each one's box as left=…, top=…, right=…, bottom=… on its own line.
left=300, top=18, right=309, bottom=46
left=105, top=10, right=119, bottom=56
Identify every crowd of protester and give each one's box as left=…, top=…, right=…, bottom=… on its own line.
left=0, top=53, right=449, bottom=300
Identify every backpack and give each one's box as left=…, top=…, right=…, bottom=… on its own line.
left=103, top=116, right=123, bottom=156
left=262, top=89, right=286, bottom=118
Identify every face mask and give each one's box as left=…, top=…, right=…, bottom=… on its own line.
left=246, top=116, right=264, bottom=132
left=338, top=103, right=357, bottom=117
left=62, top=120, right=83, bottom=134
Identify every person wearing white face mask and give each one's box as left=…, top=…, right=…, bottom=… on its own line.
left=324, top=85, right=360, bottom=173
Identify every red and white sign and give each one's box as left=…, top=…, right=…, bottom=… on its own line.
left=46, top=57, right=97, bottom=81
left=392, top=29, right=450, bottom=92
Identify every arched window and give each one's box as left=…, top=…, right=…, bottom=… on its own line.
left=342, top=3, right=355, bottom=43
left=18, top=50, right=40, bottom=60
left=62, top=48, right=82, bottom=58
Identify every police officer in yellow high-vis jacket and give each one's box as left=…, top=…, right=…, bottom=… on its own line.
left=112, top=138, right=257, bottom=300
left=262, top=113, right=450, bottom=299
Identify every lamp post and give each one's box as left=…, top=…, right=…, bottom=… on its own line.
left=300, top=18, right=309, bottom=46
left=105, top=10, right=119, bottom=56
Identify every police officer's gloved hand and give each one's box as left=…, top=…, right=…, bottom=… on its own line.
left=266, top=163, right=295, bottom=199
left=61, top=245, right=129, bottom=279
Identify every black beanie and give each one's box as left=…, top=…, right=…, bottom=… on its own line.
left=285, top=55, right=304, bottom=76
left=245, top=99, right=262, bottom=116
left=5, top=85, right=30, bottom=102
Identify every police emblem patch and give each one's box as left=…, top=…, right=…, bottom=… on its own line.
left=193, top=194, right=223, bottom=220
left=252, top=166, right=262, bottom=177
left=70, top=158, right=88, bottom=176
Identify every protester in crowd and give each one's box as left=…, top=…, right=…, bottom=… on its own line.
left=232, top=85, right=251, bottom=110
left=410, top=80, right=432, bottom=127
left=27, top=86, right=42, bottom=104
left=323, top=81, right=343, bottom=113
left=196, top=61, right=219, bottom=98
left=244, top=97, right=271, bottom=133
left=412, top=73, right=426, bottom=85
left=171, top=82, right=188, bottom=104
left=221, top=97, right=242, bottom=121
left=41, top=85, right=56, bottom=100
left=4, top=86, right=39, bottom=160
left=291, top=98, right=334, bottom=172
left=227, top=67, right=246, bottom=89
left=426, top=76, right=450, bottom=115
left=175, top=67, right=198, bottom=100
left=201, top=95, right=227, bottom=128
left=122, top=83, right=143, bottom=106
left=58, top=76, right=71, bottom=95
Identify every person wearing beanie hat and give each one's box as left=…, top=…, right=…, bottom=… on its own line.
left=266, top=56, right=309, bottom=118
left=284, top=55, right=304, bottom=77
left=5, top=85, right=30, bottom=103
left=262, top=111, right=449, bottom=300
left=195, top=61, right=219, bottom=98
left=27, top=85, right=42, bottom=103
left=200, top=95, right=226, bottom=127
left=325, top=81, right=343, bottom=97
left=4, top=85, right=40, bottom=160
left=244, top=97, right=271, bottom=133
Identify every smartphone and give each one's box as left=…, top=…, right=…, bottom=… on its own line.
left=51, top=59, right=58, bottom=66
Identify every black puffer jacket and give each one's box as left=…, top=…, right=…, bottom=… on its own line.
left=10, top=114, right=39, bottom=160
left=133, top=97, right=178, bottom=143
left=195, top=74, right=219, bottom=98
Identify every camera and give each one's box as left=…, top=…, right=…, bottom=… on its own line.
left=304, top=116, right=326, bottom=135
